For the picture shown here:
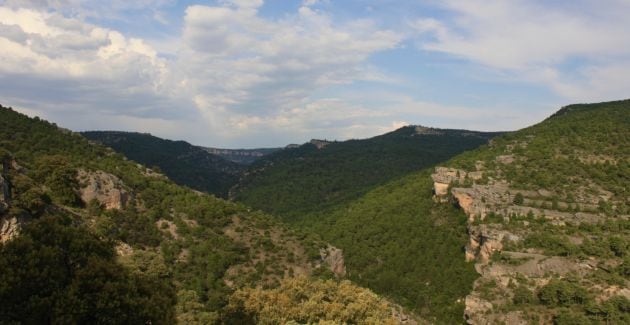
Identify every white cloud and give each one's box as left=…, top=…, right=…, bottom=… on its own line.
left=413, top=0, right=630, bottom=102
left=0, top=1, right=405, bottom=146
left=0, top=6, right=186, bottom=122
left=177, top=2, right=402, bottom=136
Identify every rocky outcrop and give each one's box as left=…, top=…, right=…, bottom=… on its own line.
left=464, top=295, right=493, bottom=324
left=431, top=167, right=466, bottom=198
left=451, top=183, right=512, bottom=222
left=431, top=167, right=485, bottom=199
left=465, top=224, right=519, bottom=263
left=0, top=216, right=20, bottom=243
left=77, top=170, right=129, bottom=210
left=320, top=245, right=346, bottom=277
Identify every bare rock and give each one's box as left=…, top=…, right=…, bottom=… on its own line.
left=451, top=183, right=511, bottom=221
left=464, top=295, right=492, bottom=324
left=320, top=245, right=346, bottom=277
left=0, top=216, right=20, bottom=243
left=466, top=225, right=513, bottom=263
left=78, top=170, right=129, bottom=210
left=431, top=167, right=467, bottom=197
left=495, top=155, right=515, bottom=164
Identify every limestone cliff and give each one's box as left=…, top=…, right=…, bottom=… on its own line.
left=432, top=157, right=629, bottom=324
left=77, top=169, right=129, bottom=210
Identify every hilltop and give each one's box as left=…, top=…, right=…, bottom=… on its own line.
left=232, top=126, right=501, bottom=222
left=81, top=131, right=243, bottom=198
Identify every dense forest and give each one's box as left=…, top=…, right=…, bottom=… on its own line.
left=3, top=99, right=628, bottom=324
left=82, top=131, right=243, bottom=198
left=307, top=171, right=479, bottom=323
left=233, top=126, right=500, bottom=222
left=0, top=105, right=401, bottom=323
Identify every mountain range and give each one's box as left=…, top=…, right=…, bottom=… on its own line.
left=1, top=99, right=628, bottom=324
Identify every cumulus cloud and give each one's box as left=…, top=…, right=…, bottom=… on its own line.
left=176, top=2, right=402, bottom=137
left=0, top=1, right=407, bottom=146
left=4, top=0, right=625, bottom=147
left=413, top=0, right=630, bottom=102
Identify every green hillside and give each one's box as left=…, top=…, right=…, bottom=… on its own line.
left=229, top=99, right=628, bottom=323
left=308, top=170, right=479, bottom=323
left=0, top=105, right=403, bottom=324
left=430, top=99, right=630, bottom=323
left=82, top=131, right=243, bottom=198
left=233, top=126, right=501, bottom=222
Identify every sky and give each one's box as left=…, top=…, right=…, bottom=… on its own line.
left=0, top=0, right=629, bottom=148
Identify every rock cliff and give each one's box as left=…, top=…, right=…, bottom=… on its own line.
left=77, top=169, right=129, bottom=210
left=432, top=156, right=629, bottom=324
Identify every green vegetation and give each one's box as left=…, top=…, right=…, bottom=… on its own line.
left=449, top=99, right=630, bottom=215
left=439, top=100, right=630, bottom=323
left=0, top=105, right=333, bottom=322
left=224, top=276, right=398, bottom=324
left=0, top=215, right=176, bottom=324
left=302, top=171, right=478, bottom=323
left=234, top=127, right=499, bottom=222
left=82, top=131, right=243, bottom=198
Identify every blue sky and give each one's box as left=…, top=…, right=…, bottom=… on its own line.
left=0, top=0, right=629, bottom=148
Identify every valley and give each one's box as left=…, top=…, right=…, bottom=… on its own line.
left=1, top=99, right=629, bottom=324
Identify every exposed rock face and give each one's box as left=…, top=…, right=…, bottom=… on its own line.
left=78, top=170, right=128, bottom=210
left=320, top=245, right=346, bottom=277
left=433, top=182, right=450, bottom=197
left=465, top=224, right=519, bottom=263
left=0, top=216, right=20, bottom=243
left=431, top=167, right=466, bottom=199
left=452, top=183, right=512, bottom=222
left=464, top=295, right=493, bottom=324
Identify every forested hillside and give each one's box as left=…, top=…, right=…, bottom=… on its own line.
left=233, top=126, right=500, bottom=222
left=305, top=170, right=479, bottom=323
left=431, top=99, right=630, bottom=324
left=0, top=105, right=406, bottom=324
left=82, top=131, right=242, bottom=198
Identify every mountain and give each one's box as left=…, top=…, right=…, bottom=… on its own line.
left=232, top=126, right=501, bottom=222
left=81, top=131, right=242, bottom=198
left=0, top=105, right=411, bottom=324
left=428, top=99, right=630, bottom=323
left=227, top=100, right=629, bottom=323
left=202, top=147, right=282, bottom=165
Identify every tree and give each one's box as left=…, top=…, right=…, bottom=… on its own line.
left=0, top=215, right=176, bottom=324
left=513, top=192, right=524, bottom=205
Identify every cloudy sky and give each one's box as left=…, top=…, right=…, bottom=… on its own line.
left=1, top=0, right=629, bottom=147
